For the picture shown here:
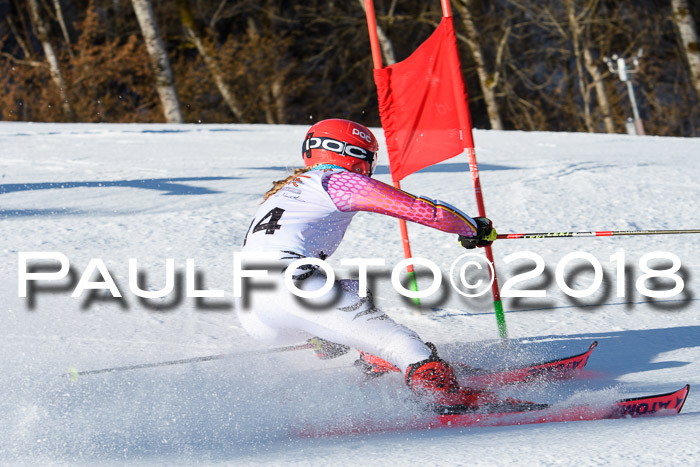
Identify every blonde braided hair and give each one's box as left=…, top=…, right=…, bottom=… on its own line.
left=262, top=167, right=314, bottom=203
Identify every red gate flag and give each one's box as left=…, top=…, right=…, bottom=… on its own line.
left=374, top=16, right=471, bottom=182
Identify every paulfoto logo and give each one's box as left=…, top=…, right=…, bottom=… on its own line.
left=452, top=250, right=685, bottom=300
left=17, top=250, right=686, bottom=308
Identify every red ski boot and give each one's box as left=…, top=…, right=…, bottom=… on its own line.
left=405, top=343, right=541, bottom=414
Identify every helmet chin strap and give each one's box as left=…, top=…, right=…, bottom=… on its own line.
left=311, top=164, right=346, bottom=171
left=311, top=163, right=373, bottom=176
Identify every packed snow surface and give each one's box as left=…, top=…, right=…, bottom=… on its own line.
left=1, top=122, right=698, bottom=465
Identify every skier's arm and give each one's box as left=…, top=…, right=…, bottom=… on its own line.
left=324, top=171, right=479, bottom=237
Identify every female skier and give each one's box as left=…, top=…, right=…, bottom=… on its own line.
left=238, top=119, right=501, bottom=411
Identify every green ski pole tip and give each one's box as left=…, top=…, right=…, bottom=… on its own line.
left=67, top=367, right=79, bottom=382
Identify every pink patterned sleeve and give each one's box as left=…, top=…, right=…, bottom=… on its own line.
left=324, top=171, right=478, bottom=237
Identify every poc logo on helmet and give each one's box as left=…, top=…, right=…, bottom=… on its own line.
left=306, top=137, right=370, bottom=160
left=352, top=127, right=373, bottom=143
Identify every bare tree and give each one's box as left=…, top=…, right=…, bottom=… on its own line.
left=52, top=0, right=74, bottom=58
left=454, top=0, right=505, bottom=130
left=27, top=0, right=75, bottom=119
left=671, top=0, right=700, bottom=102
left=177, top=0, right=245, bottom=121
left=564, top=0, right=594, bottom=132
left=131, top=0, right=184, bottom=123
left=3, top=14, right=38, bottom=65
left=579, top=43, right=615, bottom=132
left=240, top=3, right=308, bottom=124
left=512, top=0, right=615, bottom=133
left=568, top=0, right=615, bottom=133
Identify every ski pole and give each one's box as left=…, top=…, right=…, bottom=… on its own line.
left=66, top=341, right=316, bottom=380
left=497, top=229, right=700, bottom=240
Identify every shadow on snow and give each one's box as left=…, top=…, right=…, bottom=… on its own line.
left=0, top=176, right=239, bottom=198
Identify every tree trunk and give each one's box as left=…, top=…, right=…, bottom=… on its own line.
left=6, top=15, right=34, bottom=60
left=177, top=0, right=246, bottom=122
left=52, top=0, right=75, bottom=58
left=271, top=75, right=287, bottom=124
left=671, top=0, right=700, bottom=102
left=565, top=0, right=594, bottom=132
left=564, top=0, right=615, bottom=133
left=131, top=0, right=184, bottom=123
left=582, top=47, right=615, bottom=133
left=454, top=0, right=504, bottom=130
left=579, top=1, right=615, bottom=134
left=27, top=0, right=75, bottom=119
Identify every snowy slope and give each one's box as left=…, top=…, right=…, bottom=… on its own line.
left=0, top=122, right=698, bottom=465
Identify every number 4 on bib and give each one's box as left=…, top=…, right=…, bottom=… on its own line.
left=254, top=207, right=285, bottom=234
left=244, top=207, right=286, bottom=246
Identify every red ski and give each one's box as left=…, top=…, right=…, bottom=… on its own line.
left=296, top=385, right=690, bottom=438
left=434, top=384, right=690, bottom=428
left=454, top=341, right=598, bottom=389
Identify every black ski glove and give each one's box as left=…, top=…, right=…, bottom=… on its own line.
left=458, top=217, right=497, bottom=249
